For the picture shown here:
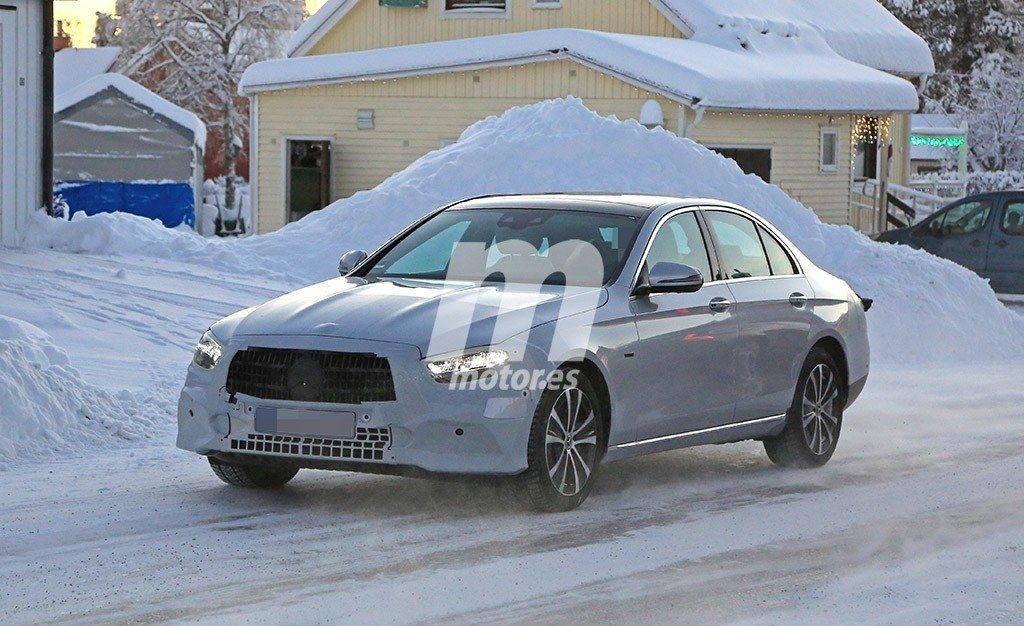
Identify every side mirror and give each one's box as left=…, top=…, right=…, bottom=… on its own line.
left=635, top=262, right=704, bottom=297
left=338, top=250, right=368, bottom=276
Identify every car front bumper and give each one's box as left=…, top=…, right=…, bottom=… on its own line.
left=176, top=335, right=539, bottom=476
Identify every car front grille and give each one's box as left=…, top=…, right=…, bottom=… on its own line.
left=225, top=348, right=396, bottom=404
left=229, top=427, right=391, bottom=462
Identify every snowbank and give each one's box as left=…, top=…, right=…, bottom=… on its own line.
left=23, top=98, right=1024, bottom=365
left=0, top=315, right=168, bottom=465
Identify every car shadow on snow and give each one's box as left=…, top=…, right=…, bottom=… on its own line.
left=183, top=443, right=829, bottom=521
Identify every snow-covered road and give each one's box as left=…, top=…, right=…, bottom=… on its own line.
left=2, top=249, right=1023, bottom=624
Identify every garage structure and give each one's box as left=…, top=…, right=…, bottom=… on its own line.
left=54, top=72, right=207, bottom=228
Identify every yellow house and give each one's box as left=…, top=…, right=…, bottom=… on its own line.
left=240, top=0, right=935, bottom=234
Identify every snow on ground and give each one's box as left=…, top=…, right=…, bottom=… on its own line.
left=25, top=98, right=1024, bottom=367
left=0, top=249, right=296, bottom=465
left=0, top=351, right=1021, bottom=623
left=2, top=98, right=1023, bottom=622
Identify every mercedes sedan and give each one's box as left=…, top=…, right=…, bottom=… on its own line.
left=178, top=194, right=870, bottom=511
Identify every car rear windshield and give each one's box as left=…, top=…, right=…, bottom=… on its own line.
left=363, top=208, right=641, bottom=287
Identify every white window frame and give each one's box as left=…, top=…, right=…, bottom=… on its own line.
left=532, top=0, right=563, bottom=8
left=440, top=0, right=512, bottom=19
left=819, top=126, right=840, bottom=173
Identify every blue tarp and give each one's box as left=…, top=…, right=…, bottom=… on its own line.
left=56, top=181, right=196, bottom=228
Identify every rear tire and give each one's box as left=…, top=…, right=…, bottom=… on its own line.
left=208, top=457, right=300, bottom=488
left=764, top=347, right=846, bottom=468
left=517, top=368, right=606, bottom=512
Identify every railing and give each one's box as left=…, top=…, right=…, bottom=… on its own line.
left=851, top=179, right=962, bottom=232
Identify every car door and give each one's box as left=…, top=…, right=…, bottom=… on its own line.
left=629, top=210, right=740, bottom=441
left=916, top=198, right=995, bottom=275
left=987, top=196, right=1024, bottom=295
left=703, top=209, right=814, bottom=421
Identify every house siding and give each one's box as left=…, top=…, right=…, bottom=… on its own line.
left=693, top=112, right=855, bottom=225
left=255, top=61, right=857, bottom=233
left=304, top=0, right=680, bottom=56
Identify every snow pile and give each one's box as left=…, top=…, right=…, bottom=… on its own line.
left=23, top=98, right=1024, bottom=365
left=0, top=315, right=169, bottom=465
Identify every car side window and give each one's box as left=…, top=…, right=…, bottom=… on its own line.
left=757, top=225, right=798, bottom=275
left=704, top=211, right=772, bottom=280
left=1001, top=201, right=1024, bottom=236
left=644, top=212, right=713, bottom=281
left=925, top=200, right=992, bottom=237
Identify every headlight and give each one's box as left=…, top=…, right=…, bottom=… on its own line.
left=192, top=330, right=223, bottom=370
left=426, top=349, right=510, bottom=382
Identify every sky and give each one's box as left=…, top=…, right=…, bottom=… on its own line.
left=54, top=0, right=327, bottom=48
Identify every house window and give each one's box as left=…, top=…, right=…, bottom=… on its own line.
left=708, top=147, right=772, bottom=183
left=287, top=139, right=331, bottom=224
left=443, top=0, right=510, bottom=18
left=820, top=126, right=839, bottom=172
left=533, top=0, right=562, bottom=8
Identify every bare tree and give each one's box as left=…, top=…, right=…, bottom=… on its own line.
left=106, top=0, right=304, bottom=227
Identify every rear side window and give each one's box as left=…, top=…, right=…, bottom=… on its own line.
left=922, top=200, right=992, bottom=236
left=1001, top=201, right=1024, bottom=236
left=704, top=211, right=771, bottom=280
left=758, top=225, right=798, bottom=275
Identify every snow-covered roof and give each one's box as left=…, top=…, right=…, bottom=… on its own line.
left=285, top=0, right=934, bottom=78
left=657, top=0, right=935, bottom=77
left=54, top=47, right=122, bottom=95
left=244, top=28, right=919, bottom=113
left=55, top=73, right=207, bottom=148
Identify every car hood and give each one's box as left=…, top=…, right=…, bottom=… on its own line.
left=216, top=278, right=608, bottom=356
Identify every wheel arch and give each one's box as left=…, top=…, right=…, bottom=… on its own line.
left=557, top=356, right=612, bottom=455
left=809, top=335, right=850, bottom=405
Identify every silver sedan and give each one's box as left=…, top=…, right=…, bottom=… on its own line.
left=178, top=194, right=870, bottom=511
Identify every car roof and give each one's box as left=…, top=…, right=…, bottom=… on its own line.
left=448, top=193, right=692, bottom=217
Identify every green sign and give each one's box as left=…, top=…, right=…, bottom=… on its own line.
left=910, top=135, right=965, bottom=148
left=380, top=0, right=427, bottom=6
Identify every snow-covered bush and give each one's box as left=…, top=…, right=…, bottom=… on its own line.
left=966, top=170, right=1024, bottom=195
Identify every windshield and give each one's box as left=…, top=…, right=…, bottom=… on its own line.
left=363, top=208, right=641, bottom=287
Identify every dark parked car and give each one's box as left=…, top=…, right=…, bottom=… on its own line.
left=877, top=192, right=1024, bottom=295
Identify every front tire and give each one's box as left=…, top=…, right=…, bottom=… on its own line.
left=764, top=348, right=846, bottom=468
left=517, top=368, right=605, bottom=512
left=208, top=457, right=300, bottom=488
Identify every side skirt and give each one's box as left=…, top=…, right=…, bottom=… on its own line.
left=603, top=414, right=786, bottom=463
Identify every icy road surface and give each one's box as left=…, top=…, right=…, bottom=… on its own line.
left=1, top=249, right=1023, bottom=624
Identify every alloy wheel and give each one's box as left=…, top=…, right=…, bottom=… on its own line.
left=544, top=385, right=599, bottom=496
left=801, top=363, right=840, bottom=455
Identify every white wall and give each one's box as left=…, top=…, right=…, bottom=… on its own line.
left=0, top=0, right=46, bottom=246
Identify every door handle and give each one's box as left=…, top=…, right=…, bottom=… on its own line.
left=709, top=297, right=732, bottom=313
left=970, top=239, right=984, bottom=247
left=996, top=240, right=1010, bottom=249
left=789, top=292, right=808, bottom=308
